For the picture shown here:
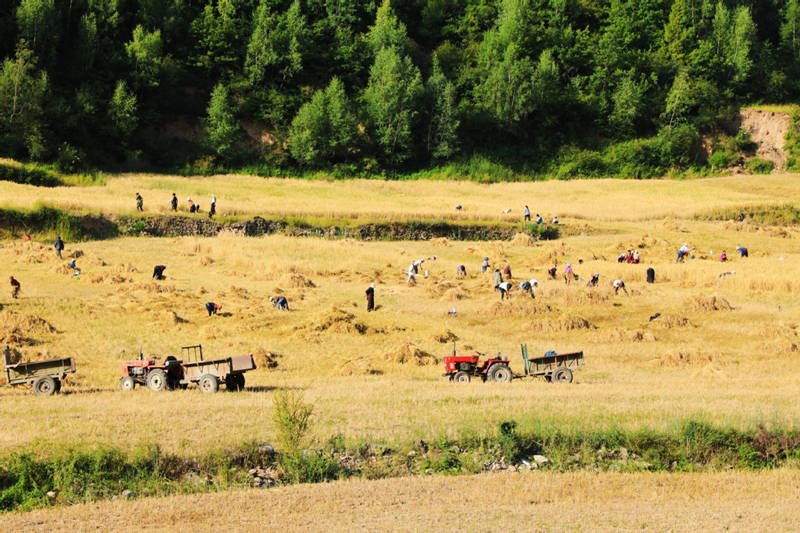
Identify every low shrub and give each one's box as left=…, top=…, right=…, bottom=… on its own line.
left=744, top=157, right=774, bottom=174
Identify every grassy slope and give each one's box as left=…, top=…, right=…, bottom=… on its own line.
left=5, top=470, right=800, bottom=532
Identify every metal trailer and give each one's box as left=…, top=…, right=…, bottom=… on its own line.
left=2, top=345, right=76, bottom=395
left=520, top=344, right=584, bottom=383
left=178, top=344, right=255, bottom=393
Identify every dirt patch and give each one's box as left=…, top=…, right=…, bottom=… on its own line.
left=384, top=343, right=438, bottom=366
left=687, top=294, right=733, bottom=311
left=739, top=109, right=790, bottom=170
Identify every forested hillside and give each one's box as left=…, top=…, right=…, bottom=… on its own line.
left=1, top=0, right=799, bottom=176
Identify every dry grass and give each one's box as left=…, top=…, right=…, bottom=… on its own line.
left=4, top=171, right=800, bottom=222
left=3, top=174, right=800, bottom=526
left=4, top=470, right=800, bottom=532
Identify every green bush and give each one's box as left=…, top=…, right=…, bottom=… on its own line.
left=708, top=149, right=740, bottom=170
left=0, top=162, right=62, bottom=187
left=744, top=157, right=774, bottom=174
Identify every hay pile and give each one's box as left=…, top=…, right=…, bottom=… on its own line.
left=314, top=308, right=369, bottom=335
left=113, top=263, right=139, bottom=273
left=429, top=237, right=450, bottom=247
left=490, top=300, right=555, bottom=318
left=200, top=256, right=214, bottom=266
left=650, top=314, right=694, bottom=328
left=510, top=232, right=534, bottom=247
left=0, top=310, right=57, bottom=345
left=432, top=330, right=459, bottom=343
left=649, top=351, right=718, bottom=367
left=336, top=356, right=380, bottom=376
left=687, top=294, right=733, bottom=311
left=384, top=343, right=438, bottom=366
left=90, top=273, right=132, bottom=284
left=603, top=328, right=657, bottom=343
left=253, top=348, right=280, bottom=369
left=527, top=313, right=594, bottom=332
left=280, top=273, right=316, bottom=288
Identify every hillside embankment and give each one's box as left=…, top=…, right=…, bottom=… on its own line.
left=0, top=209, right=555, bottom=242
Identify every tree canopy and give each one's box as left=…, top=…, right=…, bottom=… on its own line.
left=0, top=0, right=797, bottom=174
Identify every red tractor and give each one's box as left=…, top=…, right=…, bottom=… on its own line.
left=120, top=350, right=184, bottom=391
left=443, top=351, right=513, bottom=383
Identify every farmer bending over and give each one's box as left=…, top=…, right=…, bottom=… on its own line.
left=498, top=281, right=512, bottom=300
left=205, top=302, right=221, bottom=316
left=269, top=296, right=289, bottom=310
left=519, top=279, right=538, bottom=298
left=152, top=265, right=167, bottom=280
left=613, top=279, right=628, bottom=295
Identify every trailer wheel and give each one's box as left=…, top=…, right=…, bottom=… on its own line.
left=551, top=367, right=573, bottom=383
left=120, top=376, right=135, bottom=391
left=487, top=364, right=512, bottom=383
left=199, top=374, right=219, bottom=393
left=146, top=369, right=167, bottom=391
left=453, top=371, right=471, bottom=383
left=33, top=376, right=56, bottom=396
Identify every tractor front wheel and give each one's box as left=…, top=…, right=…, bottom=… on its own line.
left=146, top=369, right=167, bottom=391
left=120, top=376, right=135, bottom=391
left=33, top=376, right=57, bottom=396
left=199, top=374, right=219, bottom=393
left=453, top=371, right=471, bottom=383
left=551, top=367, right=573, bottom=383
left=487, top=364, right=512, bottom=383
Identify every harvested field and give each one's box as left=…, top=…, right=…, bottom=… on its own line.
left=3, top=172, right=800, bottom=527
left=4, top=471, right=799, bottom=532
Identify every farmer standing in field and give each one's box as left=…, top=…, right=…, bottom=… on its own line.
left=136, top=192, right=143, bottom=211
left=171, top=193, right=178, bottom=211
left=503, top=262, right=512, bottom=279
left=481, top=257, right=489, bottom=273
left=365, top=283, right=375, bottom=312
left=10, top=276, right=20, bottom=299
left=209, top=194, right=217, bottom=218
left=492, top=268, right=503, bottom=291
left=54, top=235, right=64, bottom=259
left=524, top=205, right=531, bottom=221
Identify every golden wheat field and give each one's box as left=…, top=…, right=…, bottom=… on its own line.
left=2, top=172, right=800, bottom=529
left=5, top=470, right=800, bottom=533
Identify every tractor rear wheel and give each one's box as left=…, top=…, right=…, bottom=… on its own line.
left=199, top=374, right=219, bottom=393
left=33, top=376, right=56, bottom=396
left=551, top=367, right=573, bottom=383
left=146, top=369, right=167, bottom=391
left=120, top=376, right=135, bottom=391
left=453, top=371, right=471, bottom=383
left=487, top=364, right=512, bottom=383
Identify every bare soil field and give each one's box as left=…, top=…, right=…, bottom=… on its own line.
left=5, top=470, right=800, bottom=532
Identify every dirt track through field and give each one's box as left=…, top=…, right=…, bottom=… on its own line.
left=6, top=470, right=799, bottom=532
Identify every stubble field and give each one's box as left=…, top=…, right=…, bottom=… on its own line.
left=1, top=172, right=800, bottom=530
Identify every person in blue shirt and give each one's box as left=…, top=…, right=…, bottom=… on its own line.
left=270, top=296, right=289, bottom=310
left=737, top=246, right=748, bottom=257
